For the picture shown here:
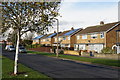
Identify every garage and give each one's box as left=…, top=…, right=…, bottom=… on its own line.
left=74, top=44, right=86, bottom=50
left=88, top=44, right=104, bottom=53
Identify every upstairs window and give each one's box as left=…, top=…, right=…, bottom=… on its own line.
left=59, top=37, right=61, bottom=41
left=68, top=36, right=70, bottom=40
left=42, top=39, right=45, bottom=42
left=55, top=37, right=61, bottom=41
left=77, top=35, right=80, bottom=40
left=46, top=39, right=49, bottom=41
left=82, top=35, right=87, bottom=39
left=55, top=38, right=57, bottom=41
left=91, top=34, right=97, bottom=39
left=100, top=32, right=104, bottom=38
left=63, top=36, right=66, bottom=40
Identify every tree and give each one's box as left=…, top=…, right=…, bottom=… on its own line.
left=7, top=30, right=17, bottom=45
left=23, top=31, right=35, bottom=40
left=1, top=2, right=61, bottom=75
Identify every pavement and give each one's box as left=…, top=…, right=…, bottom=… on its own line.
left=2, top=50, right=120, bottom=80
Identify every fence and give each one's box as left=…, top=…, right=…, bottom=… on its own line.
left=29, top=47, right=52, bottom=53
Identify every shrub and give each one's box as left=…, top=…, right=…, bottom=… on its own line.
left=101, top=47, right=115, bottom=54
left=59, top=50, right=64, bottom=54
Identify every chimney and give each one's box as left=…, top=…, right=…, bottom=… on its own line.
left=100, top=21, right=104, bottom=25
left=54, top=31, right=56, bottom=33
left=71, top=27, right=74, bottom=30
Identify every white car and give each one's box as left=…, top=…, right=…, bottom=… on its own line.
left=5, top=45, right=16, bottom=51
left=19, top=47, right=26, bottom=53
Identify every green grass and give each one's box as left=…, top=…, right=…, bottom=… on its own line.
left=27, top=50, right=120, bottom=67
left=2, top=56, right=52, bottom=79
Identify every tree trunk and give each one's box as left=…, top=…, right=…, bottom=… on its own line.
left=14, top=31, right=20, bottom=75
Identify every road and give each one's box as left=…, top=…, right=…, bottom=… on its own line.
left=2, top=50, right=119, bottom=80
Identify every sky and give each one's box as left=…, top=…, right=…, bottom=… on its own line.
left=49, top=0, right=119, bottom=33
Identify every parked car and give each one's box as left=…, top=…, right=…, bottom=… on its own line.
left=5, top=45, right=15, bottom=51
left=19, top=47, right=27, bottom=53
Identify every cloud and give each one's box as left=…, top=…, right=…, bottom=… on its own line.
left=49, top=2, right=118, bottom=33
left=55, top=2, right=118, bottom=31
left=62, top=0, right=119, bottom=2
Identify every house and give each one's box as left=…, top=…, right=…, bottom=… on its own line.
left=54, top=28, right=82, bottom=49
left=112, top=29, right=120, bottom=54
left=40, top=31, right=59, bottom=46
left=53, top=30, right=71, bottom=47
left=32, top=35, right=45, bottom=44
left=74, top=21, right=120, bottom=53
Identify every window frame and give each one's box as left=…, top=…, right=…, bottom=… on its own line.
left=91, top=33, right=97, bottom=39
left=77, top=35, right=80, bottom=40
left=68, top=36, right=70, bottom=40
left=82, top=35, right=87, bottom=39
left=100, top=32, right=104, bottom=38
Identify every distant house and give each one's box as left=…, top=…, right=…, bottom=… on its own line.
left=74, top=21, right=120, bottom=53
left=40, top=31, right=60, bottom=46
left=53, top=30, right=71, bottom=47
left=54, top=28, right=82, bottom=49
left=32, top=35, right=45, bottom=44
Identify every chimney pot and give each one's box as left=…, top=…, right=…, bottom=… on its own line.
left=71, top=27, right=74, bottom=30
left=100, top=21, right=104, bottom=25
left=54, top=31, right=56, bottom=33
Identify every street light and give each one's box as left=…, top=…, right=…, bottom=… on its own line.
left=54, top=18, right=59, bottom=57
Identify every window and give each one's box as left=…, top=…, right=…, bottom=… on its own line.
left=100, top=32, right=104, bottom=38
left=77, top=35, right=80, bottom=40
left=68, top=36, right=70, bottom=40
left=43, top=39, right=45, bottom=41
left=59, top=37, right=62, bottom=41
left=63, top=36, right=66, bottom=40
left=82, top=35, right=87, bottom=39
left=91, top=34, right=97, bottom=39
left=55, top=37, right=61, bottom=41
left=46, top=39, right=49, bottom=41
left=35, top=40, right=39, bottom=42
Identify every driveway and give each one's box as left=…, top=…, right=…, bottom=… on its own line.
left=2, top=50, right=119, bottom=79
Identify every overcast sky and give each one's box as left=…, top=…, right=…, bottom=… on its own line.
left=49, top=0, right=119, bottom=33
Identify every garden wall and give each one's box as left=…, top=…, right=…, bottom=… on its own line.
left=64, top=50, right=120, bottom=60
left=29, top=47, right=52, bottom=53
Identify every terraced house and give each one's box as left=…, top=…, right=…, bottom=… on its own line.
left=40, top=32, right=59, bottom=46
left=74, top=21, right=120, bottom=53
left=53, top=30, right=71, bottom=47
left=32, top=35, right=45, bottom=44
left=54, top=28, right=82, bottom=49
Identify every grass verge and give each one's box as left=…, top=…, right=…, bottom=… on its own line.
left=2, top=56, right=52, bottom=79
left=27, top=50, right=120, bottom=67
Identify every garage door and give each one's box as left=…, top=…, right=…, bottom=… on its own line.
left=89, top=44, right=104, bottom=53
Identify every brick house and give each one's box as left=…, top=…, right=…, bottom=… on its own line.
left=40, top=32, right=60, bottom=46
left=112, top=29, right=120, bottom=54
left=53, top=30, right=71, bottom=47
left=32, top=35, right=45, bottom=44
left=74, top=21, right=120, bottom=53
left=54, top=28, right=82, bottom=49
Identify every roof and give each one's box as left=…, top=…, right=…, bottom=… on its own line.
left=41, top=33, right=53, bottom=39
left=33, top=35, right=44, bottom=40
left=63, top=28, right=80, bottom=36
left=54, top=30, right=71, bottom=37
left=46, top=33, right=57, bottom=38
left=78, top=22, right=119, bottom=34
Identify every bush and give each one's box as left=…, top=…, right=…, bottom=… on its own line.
left=21, top=40, right=33, bottom=46
left=26, top=44, right=44, bottom=49
left=59, top=50, right=64, bottom=54
left=101, top=47, right=115, bottom=54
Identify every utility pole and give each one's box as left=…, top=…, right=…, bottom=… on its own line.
left=54, top=18, right=59, bottom=57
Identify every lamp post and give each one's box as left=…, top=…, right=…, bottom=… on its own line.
left=54, top=18, right=59, bottom=57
